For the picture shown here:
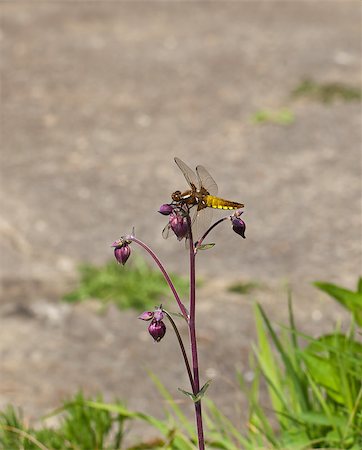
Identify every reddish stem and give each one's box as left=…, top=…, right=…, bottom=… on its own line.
left=187, top=217, right=205, bottom=450
left=130, top=237, right=189, bottom=321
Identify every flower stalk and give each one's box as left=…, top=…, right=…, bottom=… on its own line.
left=187, top=214, right=205, bottom=450
left=113, top=158, right=245, bottom=450
left=128, top=236, right=189, bottom=321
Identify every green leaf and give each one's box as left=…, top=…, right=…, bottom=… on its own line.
left=178, top=381, right=212, bottom=403
left=314, top=281, right=362, bottom=326
left=306, top=333, right=362, bottom=356
left=197, top=243, right=216, bottom=250
left=279, top=429, right=314, bottom=449
left=301, top=351, right=343, bottom=404
left=358, top=277, right=362, bottom=293
left=302, top=333, right=362, bottom=410
left=298, top=411, right=346, bottom=427
left=195, top=380, right=212, bottom=402
left=178, top=388, right=196, bottom=402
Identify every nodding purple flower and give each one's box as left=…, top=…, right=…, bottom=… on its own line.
left=153, top=307, right=164, bottom=322
left=138, top=306, right=164, bottom=322
left=232, top=217, right=246, bottom=238
left=112, top=239, right=132, bottom=265
left=158, top=204, right=174, bottom=215
left=169, top=212, right=188, bottom=241
left=148, top=319, right=166, bottom=342
left=138, top=311, right=154, bottom=321
left=139, top=306, right=166, bottom=342
left=233, top=208, right=244, bottom=218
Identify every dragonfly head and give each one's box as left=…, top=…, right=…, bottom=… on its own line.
left=172, top=190, right=182, bottom=202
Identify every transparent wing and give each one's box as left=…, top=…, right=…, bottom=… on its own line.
left=162, top=223, right=171, bottom=239
left=184, top=209, right=213, bottom=248
left=192, top=207, right=213, bottom=242
left=195, top=165, right=218, bottom=196
left=174, top=157, right=200, bottom=190
left=183, top=206, right=198, bottom=249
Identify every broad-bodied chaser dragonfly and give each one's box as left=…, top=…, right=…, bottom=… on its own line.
left=163, top=157, right=244, bottom=241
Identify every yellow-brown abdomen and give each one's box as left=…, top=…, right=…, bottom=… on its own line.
left=205, top=195, right=244, bottom=210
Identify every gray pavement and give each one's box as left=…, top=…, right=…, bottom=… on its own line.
left=0, top=0, right=361, bottom=437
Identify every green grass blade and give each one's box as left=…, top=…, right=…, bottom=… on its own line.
left=260, top=304, right=309, bottom=409
left=253, top=304, right=287, bottom=422
left=148, top=373, right=197, bottom=439
left=255, top=304, right=309, bottom=412
left=204, top=400, right=252, bottom=449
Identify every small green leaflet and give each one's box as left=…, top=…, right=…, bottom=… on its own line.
left=197, top=243, right=215, bottom=251
left=178, top=380, right=212, bottom=403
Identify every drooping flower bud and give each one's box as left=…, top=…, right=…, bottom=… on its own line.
left=114, top=244, right=131, bottom=265
left=169, top=212, right=188, bottom=241
left=148, top=319, right=166, bottom=342
left=158, top=204, right=174, bottom=215
left=233, top=208, right=244, bottom=218
left=153, top=307, right=164, bottom=322
left=232, top=217, right=246, bottom=238
left=138, top=311, right=154, bottom=321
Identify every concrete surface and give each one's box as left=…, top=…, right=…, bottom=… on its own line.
left=0, top=0, right=361, bottom=442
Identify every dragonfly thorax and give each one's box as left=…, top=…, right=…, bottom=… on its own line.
left=172, top=188, right=210, bottom=213
left=172, top=189, right=196, bottom=203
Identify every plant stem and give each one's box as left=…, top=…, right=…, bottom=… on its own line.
left=130, top=236, right=189, bottom=321
left=163, top=309, right=195, bottom=392
left=187, top=217, right=205, bottom=450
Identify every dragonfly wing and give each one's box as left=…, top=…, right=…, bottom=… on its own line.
left=182, top=206, right=198, bottom=248
left=192, top=207, right=213, bottom=242
left=162, top=223, right=171, bottom=239
left=174, top=157, right=200, bottom=190
left=195, top=165, right=218, bottom=196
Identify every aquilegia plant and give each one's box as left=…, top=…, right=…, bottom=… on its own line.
left=112, top=157, right=246, bottom=450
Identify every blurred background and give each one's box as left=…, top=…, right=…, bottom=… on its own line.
left=1, top=0, right=361, bottom=437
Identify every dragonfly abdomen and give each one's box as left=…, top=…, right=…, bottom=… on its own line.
left=205, top=195, right=244, bottom=210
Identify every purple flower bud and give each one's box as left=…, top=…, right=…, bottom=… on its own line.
left=114, top=244, right=131, bottom=265
left=148, top=319, right=166, bottom=342
left=233, top=209, right=244, bottom=218
left=153, top=308, right=164, bottom=322
left=169, top=213, right=188, bottom=241
left=112, top=239, right=123, bottom=247
left=158, top=204, right=174, bottom=215
left=232, top=217, right=246, bottom=238
left=138, top=311, right=154, bottom=321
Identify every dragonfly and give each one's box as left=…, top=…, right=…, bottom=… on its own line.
left=163, top=157, right=244, bottom=242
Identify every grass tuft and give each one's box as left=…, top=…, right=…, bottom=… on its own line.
left=228, top=281, right=260, bottom=295
left=292, top=79, right=361, bottom=103
left=63, top=258, right=189, bottom=311
left=250, top=108, right=295, bottom=125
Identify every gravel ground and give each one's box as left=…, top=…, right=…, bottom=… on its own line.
left=0, top=0, right=361, bottom=442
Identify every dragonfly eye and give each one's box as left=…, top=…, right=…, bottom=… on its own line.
left=172, top=191, right=182, bottom=201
